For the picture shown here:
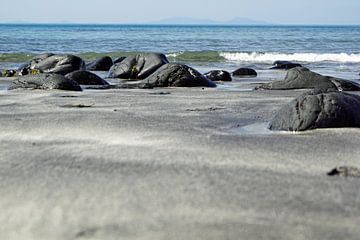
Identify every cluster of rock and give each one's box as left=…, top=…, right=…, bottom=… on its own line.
left=3, top=52, right=360, bottom=132
left=260, top=67, right=360, bottom=131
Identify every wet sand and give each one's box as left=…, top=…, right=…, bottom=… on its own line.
left=0, top=77, right=360, bottom=239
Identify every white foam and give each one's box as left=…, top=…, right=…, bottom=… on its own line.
left=220, top=52, right=360, bottom=63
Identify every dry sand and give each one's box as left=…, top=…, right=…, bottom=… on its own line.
left=0, top=77, right=360, bottom=239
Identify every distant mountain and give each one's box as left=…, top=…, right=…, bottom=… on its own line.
left=151, top=17, right=268, bottom=25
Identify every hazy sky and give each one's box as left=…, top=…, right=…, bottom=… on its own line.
left=1, top=0, right=359, bottom=25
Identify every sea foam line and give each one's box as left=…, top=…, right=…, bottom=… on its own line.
left=220, top=52, right=360, bottom=63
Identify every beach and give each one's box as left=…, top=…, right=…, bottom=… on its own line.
left=1, top=24, right=360, bottom=239
left=0, top=75, right=360, bottom=239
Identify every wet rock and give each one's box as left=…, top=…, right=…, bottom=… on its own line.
left=269, top=89, right=360, bottom=131
left=20, top=54, right=85, bottom=75
left=86, top=56, right=113, bottom=71
left=108, top=53, right=169, bottom=79
left=327, top=166, right=360, bottom=178
left=1, top=69, right=17, bottom=77
left=140, top=63, right=216, bottom=88
left=270, top=61, right=302, bottom=70
left=256, top=67, right=360, bottom=91
left=204, top=70, right=232, bottom=82
left=113, top=56, right=126, bottom=64
left=9, top=73, right=82, bottom=91
left=65, top=71, right=109, bottom=85
left=232, top=68, right=257, bottom=77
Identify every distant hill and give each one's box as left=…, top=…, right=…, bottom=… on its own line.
left=151, top=17, right=268, bottom=25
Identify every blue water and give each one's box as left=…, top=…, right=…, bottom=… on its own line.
left=0, top=24, right=360, bottom=80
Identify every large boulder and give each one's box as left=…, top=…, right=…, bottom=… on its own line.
left=108, top=53, right=169, bottom=79
left=113, top=56, right=126, bottom=64
left=269, top=89, right=360, bottom=131
left=256, top=67, right=360, bottom=91
left=232, top=68, right=257, bottom=77
left=86, top=56, right=113, bottom=71
left=20, top=54, right=85, bottom=75
left=204, top=70, right=232, bottom=82
left=8, top=73, right=82, bottom=91
left=65, top=71, right=109, bottom=85
left=270, top=61, right=302, bottom=70
left=139, top=63, right=216, bottom=88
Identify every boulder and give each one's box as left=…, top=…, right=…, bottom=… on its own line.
left=86, top=56, right=113, bottom=71
left=65, top=71, right=109, bottom=85
left=108, top=53, right=169, bottom=79
left=270, top=61, right=302, bottom=70
left=269, top=89, right=360, bottom=131
left=232, top=68, right=257, bottom=77
left=256, top=67, right=360, bottom=91
left=9, top=73, right=82, bottom=91
left=139, top=63, right=216, bottom=88
left=20, top=54, right=85, bottom=75
left=113, top=56, right=126, bottom=64
left=204, top=70, right=232, bottom=82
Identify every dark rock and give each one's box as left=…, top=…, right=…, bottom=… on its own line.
left=232, top=68, right=257, bottom=77
left=9, top=73, right=82, bottom=91
left=256, top=67, right=360, bottom=91
left=139, top=63, right=216, bottom=88
left=327, top=166, right=360, bottom=178
left=20, top=54, right=85, bottom=75
left=270, top=61, right=302, bottom=70
left=113, top=57, right=126, bottom=64
left=65, top=71, right=109, bottom=85
left=204, top=70, right=232, bottom=82
left=108, top=53, right=169, bottom=79
left=1, top=69, right=17, bottom=77
left=269, top=89, right=360, bottom=131
left=86, top=56, right=113, bottom=71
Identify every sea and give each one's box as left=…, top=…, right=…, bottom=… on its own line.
left=0, top=24, right=360, bottom=82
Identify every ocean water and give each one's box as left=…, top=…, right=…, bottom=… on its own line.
left=0, top=24, right=360, bottom=80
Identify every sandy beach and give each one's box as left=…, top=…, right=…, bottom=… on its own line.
left=0, top=76, right=359, bottom=239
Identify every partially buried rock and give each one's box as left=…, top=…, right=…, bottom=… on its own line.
left=9, top=73, right=82, bottom=91
left=256, top=67, right=360, bottom=91
left=204, top=70, right=232, bottom=82
left=270, top=61, right=302, bottom=70
left=86, top=56, right=113, bottom=71
left=269, top=89, right=360, bottom=131
left=139, top=63, right=216, bottom=88
left=108, top=53, right=169, bottom=79
left=20, top=54, right=85, bottom=75
left=232, top=68, right=257, bottom=77
left=65, top=71, right=109, bottom=85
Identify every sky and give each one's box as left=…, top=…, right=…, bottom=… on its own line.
left=1, top=0, right=359, bottom=25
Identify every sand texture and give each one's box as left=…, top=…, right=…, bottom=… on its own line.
left=0, top=79, right=360, bottom=239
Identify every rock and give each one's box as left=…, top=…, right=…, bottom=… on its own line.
left=1, top=69, right=17, bottom=77
left=139, top=63, right=216, bottom=88
left=256, top=67, right=360, bottom=91
left=9, top=73, right=82, bottom=91
left=327, top=166, right=360, bottom=178
left=270, top=61, right=302, bottom=70
left=269, top=89, right=360, bottom=131
left=65, top=71, right=109, bottom=85
left=232, top=68, right=257, bottom=77
left=20, top=54, right=85, bottom=75
left=108, top=53, right=169, bottom=79
left=113, top=57, right=126, bottom=64
left=86, top=56, right=113, bottom=71
left=204, top=70, right=232, bottom=82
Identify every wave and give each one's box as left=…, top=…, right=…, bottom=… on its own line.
left=220, top=52, right=360, bottom=63
left=1, top=51, right=360, bottom=63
